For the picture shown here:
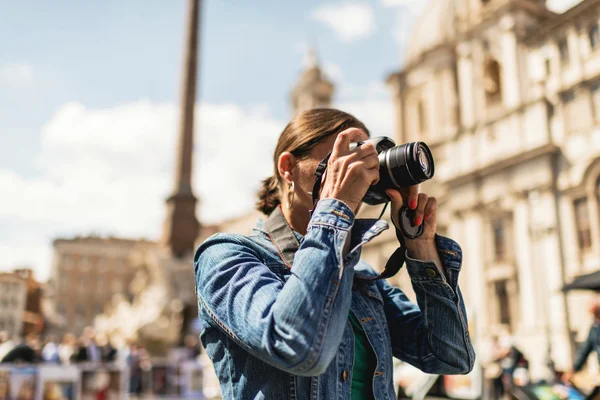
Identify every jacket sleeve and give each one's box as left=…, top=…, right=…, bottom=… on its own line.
left=378, top=235, right=475, bottom=375
left=573, top=326, right=595, bottom=372
left=194, top=199, right=358, bottom=376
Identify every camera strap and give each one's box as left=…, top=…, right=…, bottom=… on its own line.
left=310, top=153, right=331, bottom=215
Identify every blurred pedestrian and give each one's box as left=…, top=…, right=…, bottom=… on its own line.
left=0, top=332, right=14, bottom=362
left=41, top=335, right=60, bottom=363
left=183, top=334, right=201, bottom=361
left=1, top=333, right=41, bottom=364
left=563, top=298, right=600, bottom=385
left=76, top=326, right=101, bottom=363
left=127, top=341, right=143, bottom=394
left=58, top=333, right=77, bottom=365
left=485, top=333, right=527, bottom=399
left=96, top=333, right=116, bottom=363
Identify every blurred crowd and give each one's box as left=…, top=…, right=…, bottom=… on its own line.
left=0, top=327, right=128, bottom=365
left=0, top=327, right=203, bottom=397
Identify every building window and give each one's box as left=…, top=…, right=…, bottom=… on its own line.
left=492, top=218, right=508, bottom=262
left=417, top=99, right=428, bottom=136
left=559, top=38, right=569, bottom=65
left=484, top=58, right=502, bottom=105
left=563, top=90, right=578, bottom=131
left=494, top=280, right=512, bottom=326
left=589, top=23, right=600, bottom=51
left=574, top=197, right=592, bottom=251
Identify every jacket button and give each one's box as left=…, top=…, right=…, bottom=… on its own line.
left=426, top=268, right=437, bottom=278
left=342, top=370, right=349, bottom=381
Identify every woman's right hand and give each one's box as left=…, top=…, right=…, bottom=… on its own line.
left=319, top=128, right=380, bottom=213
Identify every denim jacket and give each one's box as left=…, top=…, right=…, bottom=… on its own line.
left=194, top=199, right=475, bottom=400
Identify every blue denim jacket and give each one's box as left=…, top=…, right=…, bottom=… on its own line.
left=194, top=199, right=475, bottom=400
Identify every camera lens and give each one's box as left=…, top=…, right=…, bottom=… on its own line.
left=380, top=141, right=434, bottom=188
left=418, top=147, right=431, bottom=175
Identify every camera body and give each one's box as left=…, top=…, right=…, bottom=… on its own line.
left=350, top=137, right=435, bottom=205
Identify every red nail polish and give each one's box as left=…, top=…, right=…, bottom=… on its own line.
left=409, top=200, right=417, bottom=209
left=414, top=217, right=422, bottom=226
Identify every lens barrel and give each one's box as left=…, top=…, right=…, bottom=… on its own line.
left=380, top=141, right=434, bottom=188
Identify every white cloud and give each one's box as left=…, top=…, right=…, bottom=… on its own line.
left=1, top=100, right=284, bottom=281
left=546, top=0, right=583, bottom=13
left=311, top=2, right=375, bottom=42
left=0, top=63, right=34, bottom=86
left=380, top=0, right=422, bottom=12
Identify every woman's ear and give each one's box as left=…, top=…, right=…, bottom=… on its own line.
left=277, top=152, right=297, bottom=185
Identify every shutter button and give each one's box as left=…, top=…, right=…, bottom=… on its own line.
left=426, top=268, right=437, bottom=278
left=342, top=370, right=349, bottom=381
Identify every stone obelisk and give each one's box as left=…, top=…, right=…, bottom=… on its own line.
left=162, top=0, right=201, bottom=257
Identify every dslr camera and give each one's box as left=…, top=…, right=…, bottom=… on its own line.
left=350, top=137, right=435, bottom=205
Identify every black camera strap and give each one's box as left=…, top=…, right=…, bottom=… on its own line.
left=310, top=153, right=331, bottom=215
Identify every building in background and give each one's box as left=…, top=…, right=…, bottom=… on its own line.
left=386, top=0, right=600, bottom=381
left=46, top=236, right=153, bottom=337
left=290, top=48, right=335, bottom=115
left=0, top=268, right=44, bottom=338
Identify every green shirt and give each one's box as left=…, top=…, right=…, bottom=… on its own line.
left=348, top=311, right=377, bottom=400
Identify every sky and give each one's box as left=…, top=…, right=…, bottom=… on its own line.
left=0, top=0, right=582, bottom=281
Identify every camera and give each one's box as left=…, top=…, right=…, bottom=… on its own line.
left=350, top=137, right=435, bottom=205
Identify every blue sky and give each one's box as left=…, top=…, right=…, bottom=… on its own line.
left=0, top=0, right=581, bottom=281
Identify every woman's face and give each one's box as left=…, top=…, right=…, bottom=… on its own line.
left=284, top=130, right=370, bottom=215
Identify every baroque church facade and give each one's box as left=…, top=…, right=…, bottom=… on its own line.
left=385, top=0, right=600, bottom=381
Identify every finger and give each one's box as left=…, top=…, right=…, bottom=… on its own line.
left=423, top=196, right=437, bottom=221
left=402, top=185, right=419, bottom=210
left=331, top=128, right=367, bottom=160
left=423, top=199, right=437, bottom=234
left=413, top=193, right=428, bottom=226
left=354, top=142, right=378, bottom=159
left=385, top=189, right=403, bottom=226
left=362, top=153, right=380, bottom=170
left=385, top=187, right=403, bottom=202
left=365, top=167, right=380, bottom=186
left=355, top=144, right=379, bottom=169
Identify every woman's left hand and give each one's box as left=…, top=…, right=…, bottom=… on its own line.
left=385, top=187, right=442, bottom=266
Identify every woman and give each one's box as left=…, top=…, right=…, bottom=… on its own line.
left=194, top=108, right=475, bottom=399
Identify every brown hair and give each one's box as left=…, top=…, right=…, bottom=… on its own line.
left=256, top=108, right=369, bottom=215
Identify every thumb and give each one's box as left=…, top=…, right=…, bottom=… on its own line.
left=385, top=189, right=404, bottom=206
left=385, top=189, right=404, bottom=228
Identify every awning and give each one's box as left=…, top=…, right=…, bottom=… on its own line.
left=562, top=270, right=600, bottom=292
